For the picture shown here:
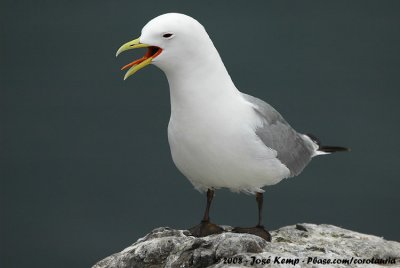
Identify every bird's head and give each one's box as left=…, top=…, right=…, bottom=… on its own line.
left=116, top=13, right=217, bottom=80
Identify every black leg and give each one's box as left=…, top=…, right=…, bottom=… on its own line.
left=188, top=189, right=224, bottom=237
left=202, top=189, right=214, bottom=222
left=232, top=191, right=271, bottom=241
left=256, top=192, right=263, bottom=227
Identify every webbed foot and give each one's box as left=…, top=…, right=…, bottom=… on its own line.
left=188, top=220, right=224, bottom=237
left=232, top=225, right=271, bottom=241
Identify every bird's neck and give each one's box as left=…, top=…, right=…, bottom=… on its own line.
left=161, top=51, right=240, bottom=116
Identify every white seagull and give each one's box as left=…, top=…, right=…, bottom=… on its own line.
left=116, top=13, right=348, bottom=241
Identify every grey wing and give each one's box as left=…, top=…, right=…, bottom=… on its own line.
left=242, top=93, right=315, bottom=176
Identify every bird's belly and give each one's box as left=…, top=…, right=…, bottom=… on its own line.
left=167, top=116, right=290, bottom=193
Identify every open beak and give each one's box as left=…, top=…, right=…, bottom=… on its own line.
left=116, top=38, right=162, bottom=80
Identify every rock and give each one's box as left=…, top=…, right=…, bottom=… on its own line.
left=93, top=224, right=400, bottom=268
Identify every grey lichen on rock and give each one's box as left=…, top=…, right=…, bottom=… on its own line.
left=93, top=224, right=400, bottom=268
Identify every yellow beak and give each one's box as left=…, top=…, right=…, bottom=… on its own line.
left=116, top=38, right=162, bottom=80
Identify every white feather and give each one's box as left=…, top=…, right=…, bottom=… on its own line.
left=138, top=13, right=316, bottom=194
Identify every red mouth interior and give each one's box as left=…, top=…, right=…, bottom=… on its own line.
left=121, top=46, right=162, bottom=71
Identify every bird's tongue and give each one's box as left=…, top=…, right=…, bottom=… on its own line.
left=121, top=57, right=147, bottom=71
left=120, top=46, right=162, bottom=71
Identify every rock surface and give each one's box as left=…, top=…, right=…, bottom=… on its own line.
left=93, top=224, right=400, bottom=268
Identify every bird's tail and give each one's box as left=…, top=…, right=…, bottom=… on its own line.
left=306, top=133, right=350, bottom=155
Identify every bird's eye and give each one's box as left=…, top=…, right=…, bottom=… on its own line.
left=163, top=33, right=174, bottom=39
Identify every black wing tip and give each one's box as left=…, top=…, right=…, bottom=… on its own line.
left=305, top=133, right=350, bottom=153
left=318, top=146, right=351, bottom=153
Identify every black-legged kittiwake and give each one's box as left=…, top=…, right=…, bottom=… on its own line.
left=116, top=13, right=349, bottom=241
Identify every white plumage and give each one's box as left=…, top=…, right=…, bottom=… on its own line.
left=116, top=13, right=348, bottom=240
left=138, top=13, right=318, bottom=193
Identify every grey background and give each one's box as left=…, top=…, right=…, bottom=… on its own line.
left=1, top=0, right=399, bottom=267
